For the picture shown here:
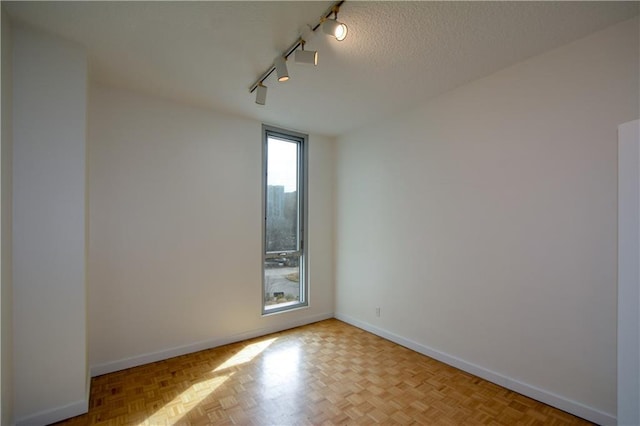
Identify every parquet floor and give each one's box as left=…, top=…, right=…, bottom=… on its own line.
left=55, top=319, right=592, bottom=425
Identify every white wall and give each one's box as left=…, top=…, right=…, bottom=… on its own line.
left=618, top=119, right=640, bottom=426
left=335, top=17, right=639, bottom=424
left=88, top=85, right=335, bottom=373
left=12, top=24, right=88, bottom=424
left=1, top=7, right=14, bottom=426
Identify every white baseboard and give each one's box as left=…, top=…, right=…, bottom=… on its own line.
left=90, top=312, right=334, bottom=377
left=334, top=312, right=615, bottom=426
left=15, top=398, right=88, bottom=426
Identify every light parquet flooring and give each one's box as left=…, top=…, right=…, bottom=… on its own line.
left=55, top=319, right=592, bottom=425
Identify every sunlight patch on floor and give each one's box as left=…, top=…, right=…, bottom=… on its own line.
left=263, top=344, right=299, bottom=375
left=142, top=373, right=234, bottom=426
left=213, top=337, right=277, bottom=372
left=141, top=338, right=277, bottom=425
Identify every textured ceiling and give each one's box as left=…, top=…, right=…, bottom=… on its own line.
left=5, top=1, right=639, bottom=137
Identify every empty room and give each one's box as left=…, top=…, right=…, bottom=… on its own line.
left=1, top=1, right=639, bottom=425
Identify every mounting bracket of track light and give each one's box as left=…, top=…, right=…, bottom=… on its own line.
left=249, top=0, right=347, bottom=105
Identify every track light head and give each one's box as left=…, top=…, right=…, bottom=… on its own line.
left=274, top=56, right=289, bottom=82
left=295, top=49, right=318, bottom=66
left=255, top=83, right=267, bottom=105
left=322, top=18, right=347, bottom=41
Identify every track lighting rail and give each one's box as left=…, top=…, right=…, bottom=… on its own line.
left=248, top=0, right=345, bottom=95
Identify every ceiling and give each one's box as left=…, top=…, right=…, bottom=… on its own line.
left=4, top=1, right=639, bottom=137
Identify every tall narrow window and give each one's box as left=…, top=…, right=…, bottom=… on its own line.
left=263, top=126, right=308, bottom=314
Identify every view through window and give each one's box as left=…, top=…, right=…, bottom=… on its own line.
left=263, top=126, right=307, bottom=314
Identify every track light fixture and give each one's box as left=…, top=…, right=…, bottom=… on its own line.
left=274, top=56, right=289, bottom=82
left=322, top=12, right=347, bottom=41
left=255, top=83, right=267, bottom=105
left=248, top=1, right=347, bottom=105
left=294, top=41, right=318, bottom=66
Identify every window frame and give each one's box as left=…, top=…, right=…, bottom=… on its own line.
left=261, top=125, right=309, bottom=315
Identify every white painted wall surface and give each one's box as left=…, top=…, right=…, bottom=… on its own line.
left=618, top=119, right=640, bottom=426
left=88, top=86, right=335, bottom=373
left=12, top=24, right=88, bottom=424
left=1, top=7, right=14, bottom=426
left=336, top=17, right=638, bottom=424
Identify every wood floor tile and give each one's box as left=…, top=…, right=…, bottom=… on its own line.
left=53, top=319, right=592, bottom=425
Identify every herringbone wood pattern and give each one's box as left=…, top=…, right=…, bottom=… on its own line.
left=55, top=319, right=592, bottom=425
